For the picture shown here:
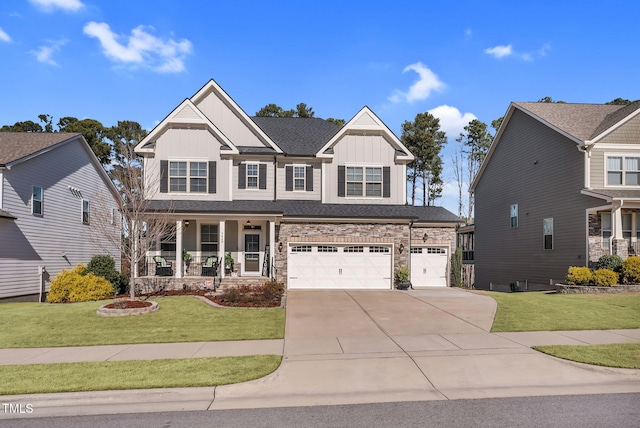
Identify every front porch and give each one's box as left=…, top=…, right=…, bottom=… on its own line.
left=588, top=203, right=640, bottom=264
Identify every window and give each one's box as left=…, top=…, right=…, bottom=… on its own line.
left=369, top=246, right=390, bottom=253
left=317, top=246, right=338, bottom=252
left=294, top=166, right=305, bottom=191
left=160, top=232, right=176, bottom=254
left=607, top=156, right=640, bottom=186
left=623, top=213, right=632, bottom=245
left=246, top=163, right=259, bottom=189
left=410, top=248, right=423, bottom=254
left=32, top=186, right=43, bottom=215
left=82, top=200, right=90, bottom=225
left=427, top=248, right=447, bottom=254
left=510, top=204, right=518, bottom=228
left=291, top=245, right=312, bottom=253
left=344, top=246, right=364, bottom=253
left=169, top=161, right=208, bottom=192
left=602, top=212, right=612, bottom=249
left=201, top=224, right=219, bottom=254
left=543, top=218, right=553, bottom=250
left=346, top=166, right=382, bottom=197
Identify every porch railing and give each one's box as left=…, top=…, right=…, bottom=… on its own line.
left=143, top=255, right=220, bottom=277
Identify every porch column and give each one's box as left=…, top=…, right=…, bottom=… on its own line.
left=613, top=204, right=623, bottom=240
left=612, top=204, right=628, bottom=258
left=219, top=220, right=225, bottom=279
left=269, top=220, right=275, bottom=279
left=176, top=220, right=183, bottom=278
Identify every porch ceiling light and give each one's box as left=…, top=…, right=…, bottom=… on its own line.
left=184, top=220, right=190, bottom=228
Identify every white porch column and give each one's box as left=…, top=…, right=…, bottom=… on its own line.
left=219, top=220, right=226, bottom=279
left=613, top=204, right=623, bottom=240
left=176, top=220, right=183, bottom=278
left=269, top=220, right=276, bottom=279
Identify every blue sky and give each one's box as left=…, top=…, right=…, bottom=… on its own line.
left=1, top=0, right=638, bottom=214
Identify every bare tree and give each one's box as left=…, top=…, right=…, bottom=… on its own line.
left=451, top=149, right=466, bottom=221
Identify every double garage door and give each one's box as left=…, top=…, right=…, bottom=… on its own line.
left=288, top=244, right=392, bottom=289
left=288, top=244, right=449, bottom=289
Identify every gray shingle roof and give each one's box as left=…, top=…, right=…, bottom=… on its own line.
left=591, top=101, right=640, bottom=139
left=513, top=102, right=623, bottom=141
left=0, top=132, right=81, bottom=166
left=146, top=200, right=460, bottom=223
left=251, top=117, right=341, bottom=156
left=586, top=188, right=640, bottom=201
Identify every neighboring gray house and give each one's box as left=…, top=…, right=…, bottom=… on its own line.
left=0, top=133, right=121, bottom=301
left=135, top=79, right=460, bottom=290
left=471, top=101, right=640, bottom=290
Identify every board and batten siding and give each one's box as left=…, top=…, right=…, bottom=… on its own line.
left=193, top=89, right=267, bottom=148
left=148, top=127, right=231, bottom=201
left=0, top=138, right=120, bottom=299
left=474, top=109, right=600, bottom=290
left=324, top=133, right=405, bottom=205
left=275, top=161, right=321, bottom=201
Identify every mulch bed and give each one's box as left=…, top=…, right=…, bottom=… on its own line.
left=117, top=289, right=282, bottom=308
left=103, top=300, right=153, bottom=309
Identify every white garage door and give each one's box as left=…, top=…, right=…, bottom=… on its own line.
left=411, top=247, right=448, bottom=287
left=288, top=244, right=392, bottom=289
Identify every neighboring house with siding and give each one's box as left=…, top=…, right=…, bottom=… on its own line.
left=0, top=133, right=121, bottom=301
left=134, top=78, right=460, bottom=290
left=471, top=101, right=640, bottom=291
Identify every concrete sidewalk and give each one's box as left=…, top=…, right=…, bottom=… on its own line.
left=1, top=288, right=639, bottom=419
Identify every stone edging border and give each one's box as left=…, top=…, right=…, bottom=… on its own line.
left=556, top=284, right=640, bottom=294
left=192, top=295, right=286, bottom=309
left=96, top=301, right=159, bottom=317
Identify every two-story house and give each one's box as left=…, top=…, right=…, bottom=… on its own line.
left=0, top=133, right=121, bottom=301
left=471, top=101, right=640, bottom=291
left=134, top=79, right=460, bottom=290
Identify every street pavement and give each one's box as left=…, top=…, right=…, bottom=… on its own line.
left=1, top=288, right=639, bottom=418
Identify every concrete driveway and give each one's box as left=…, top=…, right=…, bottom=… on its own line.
left=212, top=288, right=640, bottom=409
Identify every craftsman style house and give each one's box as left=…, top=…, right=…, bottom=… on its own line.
left=471, top=101, right=640, bottom=290
left=0, top=133, right=121, bottom=301
left=134, top=79, right=459, bottom=289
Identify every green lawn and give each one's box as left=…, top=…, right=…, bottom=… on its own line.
left=0, top=296, right=285, bottom=348
left=0, top=355, right=282, bottom=395
left=534, top=343, right=640, bottom=369
left=489, top=291, right=640, bottom=332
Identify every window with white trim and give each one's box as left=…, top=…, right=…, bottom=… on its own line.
left=410, top=248, right=422, bottom=254
left=543, top=218, right=553, bottom=250
left=317, top=246, right=338, bottom=252
left=294, top=166, right=305, bottom=191
left=82, top=200, right=90, bottom=225
left=602, top=212, right=612, bottom=248
left=291, top=245, right=312, bottom=253
left=344, top=246, right=364, bottom=253
left=32, top=186, right=43, bottom=216
left=510, top=204, right=518, bottom=228
left=246, top=163, right=259, bottom=189
left=169, top=161, right=207, bottom=193
left=346, top=166, right=382, bottom=197
left=607, top=156, right=640, bottom=186
left=201, top=224, right=219, bottom=254
left=427, top=248, right=447, bottom=254
left=369, top=246, right=390, bottom=253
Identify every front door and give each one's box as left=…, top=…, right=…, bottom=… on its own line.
left=244, top=234, right=260, bottom=273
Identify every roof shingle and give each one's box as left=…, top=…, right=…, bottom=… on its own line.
left=251, top=117, right=341, bottom=156
left=0, top=132, right=81, bottom=166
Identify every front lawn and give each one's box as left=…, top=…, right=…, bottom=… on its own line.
left=534, top=343, right=640, bottom=369
left=489, top=291, right=640, bottom=332
left=0, top=296, right=285, bottom=348
left=0, top=355, right=281, bottom=395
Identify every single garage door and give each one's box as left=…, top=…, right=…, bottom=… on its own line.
left=410, top=247, right=448, bottom=287
left=288, top=244, right=393, bottom=289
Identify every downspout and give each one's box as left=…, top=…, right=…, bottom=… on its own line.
left=273, top=155, right=277, bottom=202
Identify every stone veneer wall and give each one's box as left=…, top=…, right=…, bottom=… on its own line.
left=410, top=227, right=456, bottom=250
left=275, top=222, right=410, bottom=286
left=588, top=213, right=608, bottom=266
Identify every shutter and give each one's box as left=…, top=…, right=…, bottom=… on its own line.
left=383, top=166, right=390, bottom=198
left=259, top=164, right=267, bottom=189
left=160, top=160, right=168, bottom=193
left=238, top=163, right=246, bottom=189
left=208, top=161, right=216, bottom=194
left=285, top=166, right=293, bottom=191
left=306, top=165, right=313, bottom=191
left=338, top=165, right=345, bottom=197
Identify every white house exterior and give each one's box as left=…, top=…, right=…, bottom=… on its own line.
left=0, top=133, right=121, bottom=301
left=135, top=79, right=460, bottom=290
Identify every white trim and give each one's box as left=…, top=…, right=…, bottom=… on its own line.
left=603, top=152, right=640, bottom=188
left=31, top=185, right=43, bottom=216
left=245, top=162, right=260, bottom=190
left=590, top=106, right=640, bottom=143
left=241, top=226, right=264, bottom=276
left=292, top=164, right=307, bottom=192
left=409, top=243, right=451, bottom=287
left=590, top=143, right=640, bottom=150
left=0, top=170, right=3, bottom=209
left=321, top=162, right=326, bottom=203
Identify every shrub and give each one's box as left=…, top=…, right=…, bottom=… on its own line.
left=451, top=248, right=463, bottom=287
left=622, top=256, right=640, bottom=284
left=592, top=268, right=618, bottom=286
left=86, top=255, right=129, bottom=295
left=565, top=266, right=593, bottom=285
left=48, top=264, right=114, bottom=303
left=596, top=254, right=623, bottom=273
left=395, top=267, right=410, bottom=282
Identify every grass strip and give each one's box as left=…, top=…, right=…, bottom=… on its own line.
left=0, top=296, right=285, bottom=348
left=489, top=292, right=640, bottom=332
left=0, top=355, right=281, bottom=395
left=534, top=343, right=640, bottom=369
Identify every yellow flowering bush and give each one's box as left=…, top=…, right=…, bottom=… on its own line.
left=48, top=264, right=114, bottom=303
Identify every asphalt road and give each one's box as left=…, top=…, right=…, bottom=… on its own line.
left=2, top=393, right=638, bottom=428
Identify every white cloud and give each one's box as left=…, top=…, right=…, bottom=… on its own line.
left=427, top=105, right=476, bottom=138
left=388, top=62, right=445, bottom=104
left=0, top=27, right=11, bottom=43
left=484, top=44, right=513, bottom=59
left=538, top=42, right=551, bottom=57
left=30, top=39, right=67, bottom=66
left=83, top=22, right=192, bottom=73
left=29, top=0, right=84, bottom=12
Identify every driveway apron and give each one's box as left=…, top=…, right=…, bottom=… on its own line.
left=211, top=288, right=640, bottom=409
